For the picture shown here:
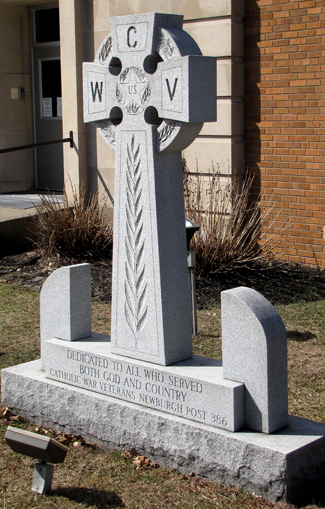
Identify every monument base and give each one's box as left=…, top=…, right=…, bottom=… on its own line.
left=2, top=359, right=325, bottom=505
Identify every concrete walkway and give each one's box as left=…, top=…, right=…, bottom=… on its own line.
left=0, top=191, right=63, bottom=213
left=0, top=192, right=64, bottom=257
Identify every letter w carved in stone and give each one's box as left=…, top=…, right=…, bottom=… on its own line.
left=91, top=81, right=103, bottom=102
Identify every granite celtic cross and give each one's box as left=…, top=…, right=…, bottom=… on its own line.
left=83, top=13, right=216, bottom=365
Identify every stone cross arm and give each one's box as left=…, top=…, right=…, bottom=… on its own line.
left=83, top=54, right=216, bottom=125
left=83, top=12, right=216, bottom=140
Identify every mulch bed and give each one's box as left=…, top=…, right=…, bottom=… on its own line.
left=195, top=260, right=325, bottom=308
left=0, top=250, right=324, bottom=308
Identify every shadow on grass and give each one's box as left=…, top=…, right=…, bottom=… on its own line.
left=196, top=261, right=325, bottom=309
left=287, top=330, right=316, bottom=342
left=52, top=486, right=125, bottom=508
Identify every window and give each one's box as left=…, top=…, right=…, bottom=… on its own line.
left=35, top=8, right=59, bottom=43
left=40, top=59, right=61, bottom=118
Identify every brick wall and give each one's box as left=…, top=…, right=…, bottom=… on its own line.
left=244, top=0, right=325, bottom=267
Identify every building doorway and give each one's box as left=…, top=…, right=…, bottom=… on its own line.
left=32, top=6, right=63, bottom=191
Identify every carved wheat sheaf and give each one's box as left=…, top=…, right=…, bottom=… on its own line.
left=124, top=136, right=148, bottom=342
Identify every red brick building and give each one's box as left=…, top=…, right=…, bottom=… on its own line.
left=244, top=0, right=325, bottom=267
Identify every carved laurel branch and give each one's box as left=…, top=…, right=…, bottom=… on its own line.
left=141, top=84, right=150, bottom=105
left=95, top=121, right=116, bottom=149
left=124, top=135, right=148, bottom=342
left=120, top=68, right=129, bottom=82
left=126, top=101, right=141, bottom=114
left=100, top=125, right=116, bottom=145
left=134, top=67, right=147, bottom=82
left=157, top=120, right=178, bottom=145
left=98, top=36, right=112, bottom=64
left=116, top=87, right=124, bottom=105
left=156, top=31, right=174, bottom=60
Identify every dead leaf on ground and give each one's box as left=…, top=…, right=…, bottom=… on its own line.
left=0, top=406, right=27, bottom=423
left=123, top=448, right=159, bottom=469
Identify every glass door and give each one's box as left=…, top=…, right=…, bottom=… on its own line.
left=32, top=6, right=63, bottom=191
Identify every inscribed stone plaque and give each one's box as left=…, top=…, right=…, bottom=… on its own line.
left=45, top=336, right=244, bottom=432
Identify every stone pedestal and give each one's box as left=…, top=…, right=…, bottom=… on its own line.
left=2, top=359, right=325, bottom=505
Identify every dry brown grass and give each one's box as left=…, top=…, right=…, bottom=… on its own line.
left=0, top=434, right=297, bottom=509
left=183, top=161, right=292, bottom=275
left=278, top=300, right=325, bottom=424
left=32, top=179, right=113, bottom=262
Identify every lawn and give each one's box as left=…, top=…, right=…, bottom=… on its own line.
left=0, top=283, right=324, bottom=509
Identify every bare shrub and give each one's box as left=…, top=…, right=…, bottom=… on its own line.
left=183, top=160, right=292, bottom=275
left=32, top=179, right=113, bottom=262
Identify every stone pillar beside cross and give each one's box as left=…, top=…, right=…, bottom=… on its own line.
left=83, top=13, right=216, bottom=366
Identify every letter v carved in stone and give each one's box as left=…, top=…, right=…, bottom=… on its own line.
left=166, top=78, right=178, bottom=101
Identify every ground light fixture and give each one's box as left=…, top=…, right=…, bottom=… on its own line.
left=5, top=426, right=69, bottom=494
